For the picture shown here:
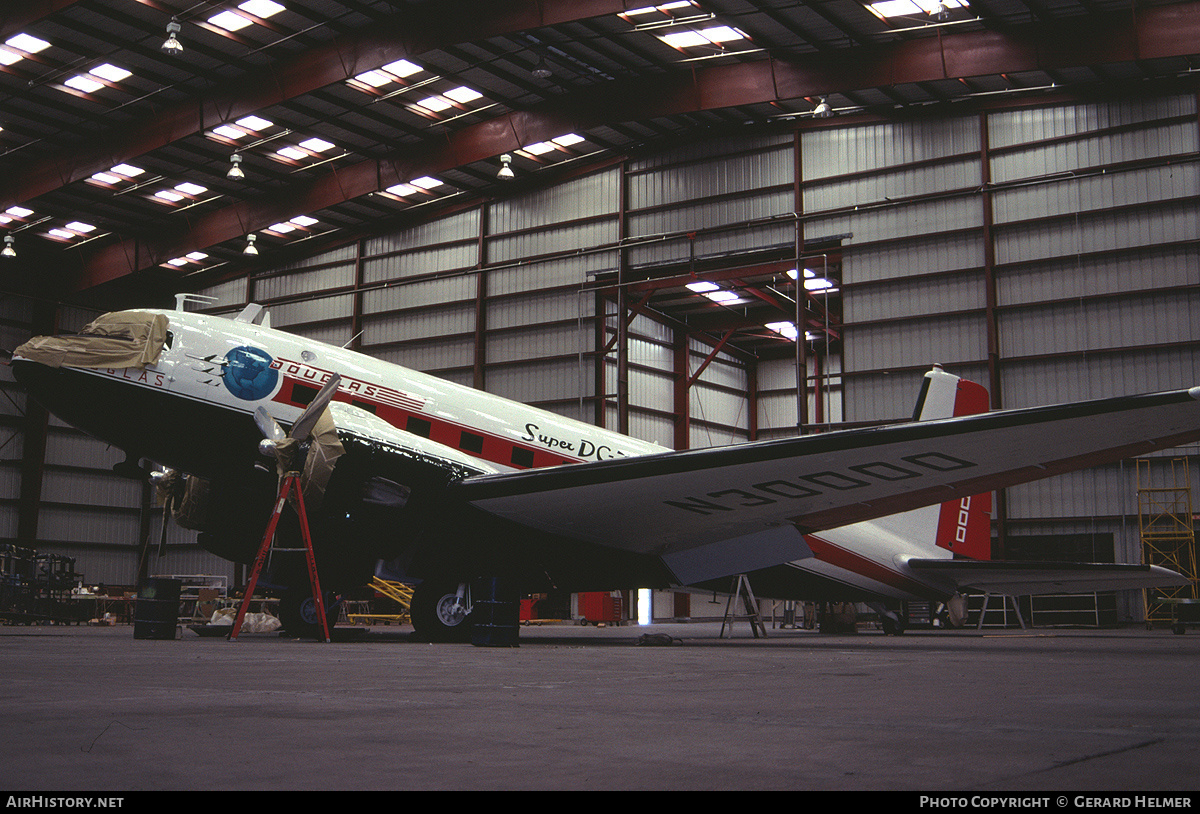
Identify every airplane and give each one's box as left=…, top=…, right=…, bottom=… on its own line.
left=10, top=296, right=1195, bottom=641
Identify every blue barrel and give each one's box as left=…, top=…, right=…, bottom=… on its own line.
left=134, top=578, right=181, bottom=640
left=470, top=577, right=519, bottom=647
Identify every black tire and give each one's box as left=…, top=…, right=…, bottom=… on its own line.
left=411, top=579, right=472, bottom=643
left=279, top=587, right=338, bottom=640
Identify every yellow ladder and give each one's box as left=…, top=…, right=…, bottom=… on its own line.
left=1138, top=458, right=1198, bottom=624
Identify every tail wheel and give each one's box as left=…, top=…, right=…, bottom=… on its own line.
left=411, top=579, right=472, bottom=642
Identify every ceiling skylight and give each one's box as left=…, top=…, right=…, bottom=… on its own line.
left=412, top=86, right=487, bottom=116
left=1, top=33, right=51, bottom=64
left=210, top=116, right=275, bottom=142
left=89, top=164, right=145, bottom=187
left=658, top=25, right=748, bottom=49
left=209, top=0, right=286, bottom=31
left=298, top=137, right=335, bottom=152
left=868, top=0, right=965, bottom=18
left=350, top=59, right=424, bottom=91
left=518, top=134, right=588, bottom=159
left=64, top=63, right=132, bottom=93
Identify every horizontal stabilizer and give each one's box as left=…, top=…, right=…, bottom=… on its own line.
left=906, top=558, right=1189, bottom=595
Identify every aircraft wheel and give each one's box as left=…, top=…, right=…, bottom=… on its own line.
left=411, top=579, right=472, bottom=643
left=279, top=587, right=338, bottom=640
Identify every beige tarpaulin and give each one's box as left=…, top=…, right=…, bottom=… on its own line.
left=13, top=311, right=169, bottom=370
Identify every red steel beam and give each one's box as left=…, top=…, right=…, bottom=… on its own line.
left=73, top=2, right=1200, bottom=291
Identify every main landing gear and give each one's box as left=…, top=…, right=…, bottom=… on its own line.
left=410, top=579, right=472, bottom=643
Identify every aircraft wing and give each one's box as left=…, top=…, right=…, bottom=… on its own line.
left=903, top=559, right=1189, bottom=595
left=457, top=388, right=1200, bottom=569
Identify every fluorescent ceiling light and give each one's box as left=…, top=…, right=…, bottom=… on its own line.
left=298, top=137, right=335, bottom=152
left=705, top=290, right=740, bottom=303
left=167, top=257, right=188, bottom=267
left=240, top=0, right=286, bottom=16
left=64, top=221, right=95, bottom=232
left=382, top=59, right=421, bottom=77
left=154, top=190, right=184, bottom=202
left=660, top=26, right=747, bottom=48
left=7, top=34, right=51, bottom=54
left=552, top=133, right=586, bottom=147
left=686, top=281, right=720, bottom=293
left=268, top=222, right=296, bottom=233
left=522, top=141, right=556, bottom=155
left=275, top=146, right=307, bottom=160
left=415, top=96, right=452, bottom=112
left=0, top=50, right=22, bottom=66
left=765, top=321, right=799, bottom=340
left=701, top=26, right=745, bottom=42
left=659, top=30, right=709, bottom=48
left=89, top=63, right=131, bottom=82
left=48, top=229, right=75, bottom=239
left=6, top=206, right=33, bottom=218
left=353, top=70, right=392, bottom=87
left=174, top=182, right=207, bottom=196
left=385, top=184, right=416, bottom=196
left=289, top=215, right=318, bottom=227
left=235, top=115, right=273, bottom=131
left=410, top=176, right=443, bottom=190
left=212, top=124, right=246, bottom=139
left=186, top=252, right=209, bottom=261
left=110, top=163, right=144, bottom=177
left=805, top=277, right=835, bottom=291
left=208, top=11, right=252, bottom=31
left=870, top=0, right=963, bottom=17
left=64, top=74, right=105, bottom=93
left=90, top=172, right=121, bottom=185
left=443, top=86, right=483, bottom=104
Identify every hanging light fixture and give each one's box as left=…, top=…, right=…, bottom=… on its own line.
left=243, top=234, right=258, bottom=255
left=813, top=97, right=833, bottom=118
left=497, top=154, right=515, bottom=181
left=531, top=57, right=552, bottom=80
left=1, top=236, right=14, bottom=258
left=161, top=19, right=184, bottom=55
left=227, top=153, right=245, bottom=180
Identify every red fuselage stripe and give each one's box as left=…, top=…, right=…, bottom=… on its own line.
left=805, top=534, right=947, bottom=600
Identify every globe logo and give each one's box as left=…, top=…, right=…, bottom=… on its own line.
left=222, top=346, right=279, bottom=401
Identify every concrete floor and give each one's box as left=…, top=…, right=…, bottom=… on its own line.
left=1, top=620, right=1198, bottom=792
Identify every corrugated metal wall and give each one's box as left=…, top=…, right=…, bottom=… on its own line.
left=4, top=91, right=1196, bottom=612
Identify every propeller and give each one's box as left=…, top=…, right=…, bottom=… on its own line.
left=254, top=373, right=346, bottom=506
left=255, top=373, right=342, bottom=471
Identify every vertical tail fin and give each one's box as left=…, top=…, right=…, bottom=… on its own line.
left=916, top=366, right=993, bottom=560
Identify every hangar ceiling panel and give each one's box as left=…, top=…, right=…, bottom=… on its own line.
left=0, top=0, right=1193, bottom=310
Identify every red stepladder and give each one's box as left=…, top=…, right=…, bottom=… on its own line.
left=229, top=470, right=331, bottom=643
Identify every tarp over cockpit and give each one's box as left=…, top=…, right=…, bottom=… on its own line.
left=13, top=311, right=168, bottom=370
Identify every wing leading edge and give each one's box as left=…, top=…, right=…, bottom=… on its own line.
left=457, top=388, right=1200, bottom=568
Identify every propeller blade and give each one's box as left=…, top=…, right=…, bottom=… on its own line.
left=254, top=406, right=286, bottom=442
left=289, top=373, right=342, bottom=441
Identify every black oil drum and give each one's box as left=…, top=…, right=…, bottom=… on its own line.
left=134, top=578, right=182, bottom=640
left=470, top=576, right=519, bottom=647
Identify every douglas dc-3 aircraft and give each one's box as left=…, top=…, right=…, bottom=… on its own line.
left=11, top=299, right=1195, bottom=640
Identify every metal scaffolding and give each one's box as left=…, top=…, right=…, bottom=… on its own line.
left=1138, top=458, right=1198, bottom=625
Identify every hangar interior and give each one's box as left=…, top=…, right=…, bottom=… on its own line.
left=0, top=0, right=1196, bottom=628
